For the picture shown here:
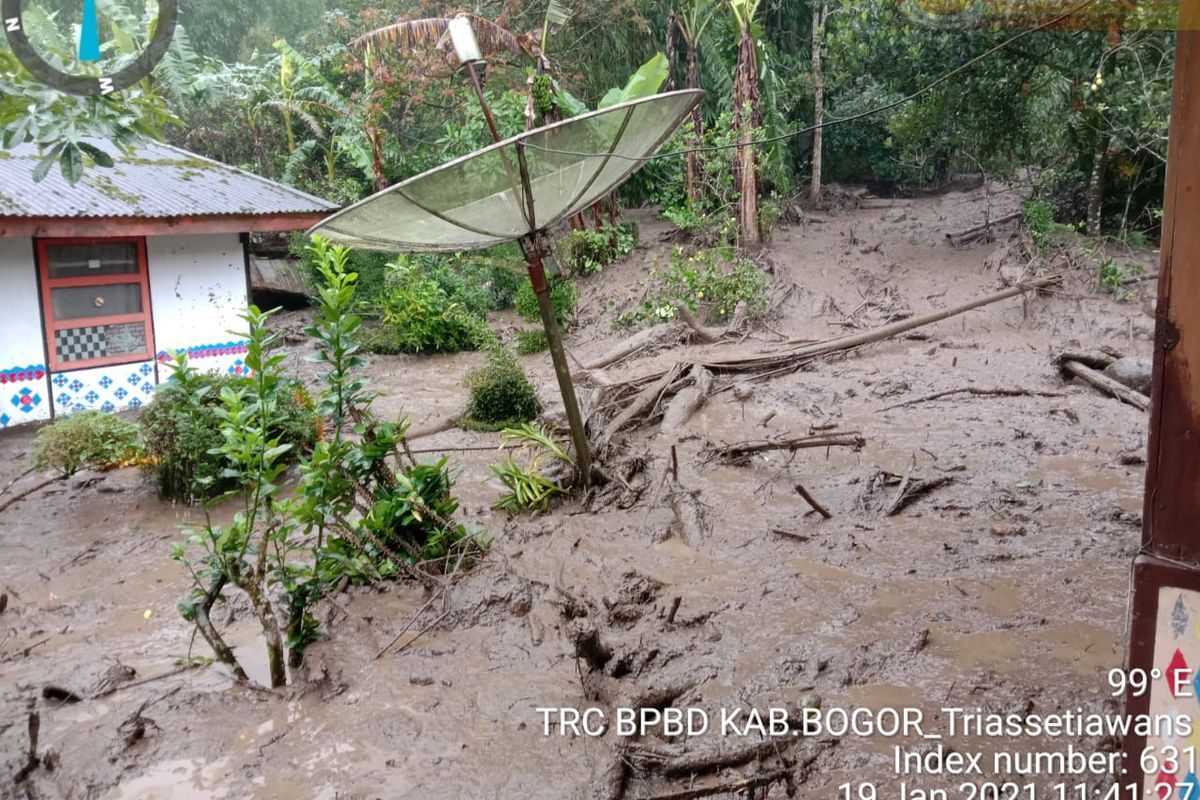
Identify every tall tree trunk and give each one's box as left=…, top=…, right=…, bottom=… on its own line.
left=733, top=28, right=762, bottom=249
left=665, top=8, right=678, bottom=92
left=684, top=42, right=704, bottom=204
left=1087, top=131, right=1110, bottom=237
left=809, top=2, right=827, bottom=205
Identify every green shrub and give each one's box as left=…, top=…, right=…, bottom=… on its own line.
left=515, top=328, right=549, bottom=354
left=140, top=363, right=320, bottom=503
left=1023, top=199, right=1055, bottom=251
left=558, top=223, right=637, bottom=276
left=514, top=277, right=578, bottom=328
left=463, top=346, right=541, bottom=430
left=617, top=247, right=771, bottom=327
left=33, top=411, right=140, bottom=476
left=369, top=258, right=490, bottom=354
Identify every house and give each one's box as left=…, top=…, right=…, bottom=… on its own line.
left=0, top=138, right=335, bottom=429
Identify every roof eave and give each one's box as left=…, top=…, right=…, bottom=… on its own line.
left=0, top=211, right=334, bottom=239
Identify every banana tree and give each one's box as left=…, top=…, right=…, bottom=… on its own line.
left=675, top=0, right=719, bottom=203
left=729, top=0, right=763, bottom=249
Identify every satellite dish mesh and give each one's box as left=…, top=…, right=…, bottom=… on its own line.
left=308, top=89, right=704, bottom=252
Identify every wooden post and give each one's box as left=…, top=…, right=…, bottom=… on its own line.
left=1124, top=2, right=1200, bottom=790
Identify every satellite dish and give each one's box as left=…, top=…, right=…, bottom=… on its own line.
left=308, top=89, right=704, bottom=251
left=307, top=89, right=705, bottom=485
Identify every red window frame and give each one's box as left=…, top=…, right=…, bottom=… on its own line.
left=37, top=236, right=155, bottom=371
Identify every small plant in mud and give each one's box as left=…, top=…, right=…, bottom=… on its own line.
left=1096, top=257, right=1144, bottom=301
left=462, top=345, right=542, bottom=431
left=32, top=410, right=141, bottom=476
left=173, top=238, right=483, bottom=687
left=490, top=424, right=573, bottom=514
left=616, top=246, right=770, bottom=328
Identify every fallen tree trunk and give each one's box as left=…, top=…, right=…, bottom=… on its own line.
left=660, top=365, right=713, bottom=435
left=703, top=431, right=866, bottom=465
left=945, top=211, right=1021, bottom=246
left=783, top=275, right=1059, bottom=350
left=1060, top=359, right=1150, bottom=411
left=585, top=324, right=685, bottom=371
left=591, top=277, right=1059, bottom=443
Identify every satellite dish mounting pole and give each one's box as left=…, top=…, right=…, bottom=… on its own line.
left=520, top=234, right=593, bottom=487
left=460, top=39, right=594, bottom=486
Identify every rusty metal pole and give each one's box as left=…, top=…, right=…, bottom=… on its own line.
left=1123, top=2, right=1200, bottom=790
left=522, top=240, right=593, bottom=486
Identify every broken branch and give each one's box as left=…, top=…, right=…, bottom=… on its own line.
left=1059, top=359, right=1149, bottom=411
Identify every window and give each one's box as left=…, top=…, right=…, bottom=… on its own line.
left=37, top=237, right=155, bottom=371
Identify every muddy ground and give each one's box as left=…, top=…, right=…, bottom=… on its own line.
left=0, top=184, right=1156, bottom=799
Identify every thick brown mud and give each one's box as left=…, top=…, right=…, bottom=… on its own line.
left=0, top=185, right=1154, bottom=799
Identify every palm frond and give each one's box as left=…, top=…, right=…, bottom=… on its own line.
left=258, top=99, right=324, bottom=137
left=349, top=15, right=522, bottom=58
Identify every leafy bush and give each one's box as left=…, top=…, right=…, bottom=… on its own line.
left=515, top=328, right=549, bottom=354
left=515, top=277, right=578, bottom=329
left=141, top=361, right=320, bottom=503
left=1023, top=199, right=1055, bottom=251
left=33, top=411, right=140, bottom=476
left=617, top=247, right=771, bottom=327
left=173, top=241, right=484, bottom=687
left=463, top=346, right=542, bottom=430
left=368, top=258, right=490, bottom=354
left=558, top=223, right=636, bottom=276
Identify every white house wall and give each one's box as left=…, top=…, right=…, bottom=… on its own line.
left=148, top=233, right=250, bottom=379
left=0, top=237, right=51, bottom=428
left=1, top=233, right=251, bottom=428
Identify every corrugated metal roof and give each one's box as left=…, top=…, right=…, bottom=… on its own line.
left=0, top=137, right=336, bottom=219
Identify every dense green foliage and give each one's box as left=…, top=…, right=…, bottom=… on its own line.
left=558, top=224, right=637, bottom=276
left=463, top=346, right=542, bottom=430
left=515, top=278, right=579, bottom=329
left=140, top=361, right=319, bottom=503
left=3, top=0, right=1177, bottom=238
left=367, top=259, right=491, bottom=355
left=32, top=411, right=141, bottom=476
left=617, top=246, right=770, bottom=327
left=515, top=329, right=550, bottom=355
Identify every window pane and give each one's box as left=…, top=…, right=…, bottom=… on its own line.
left=47, top=242, right=138, bottom=279
left=54, top=322, right=147, bottom=364
left=51, top=283, right=142, bottom=321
